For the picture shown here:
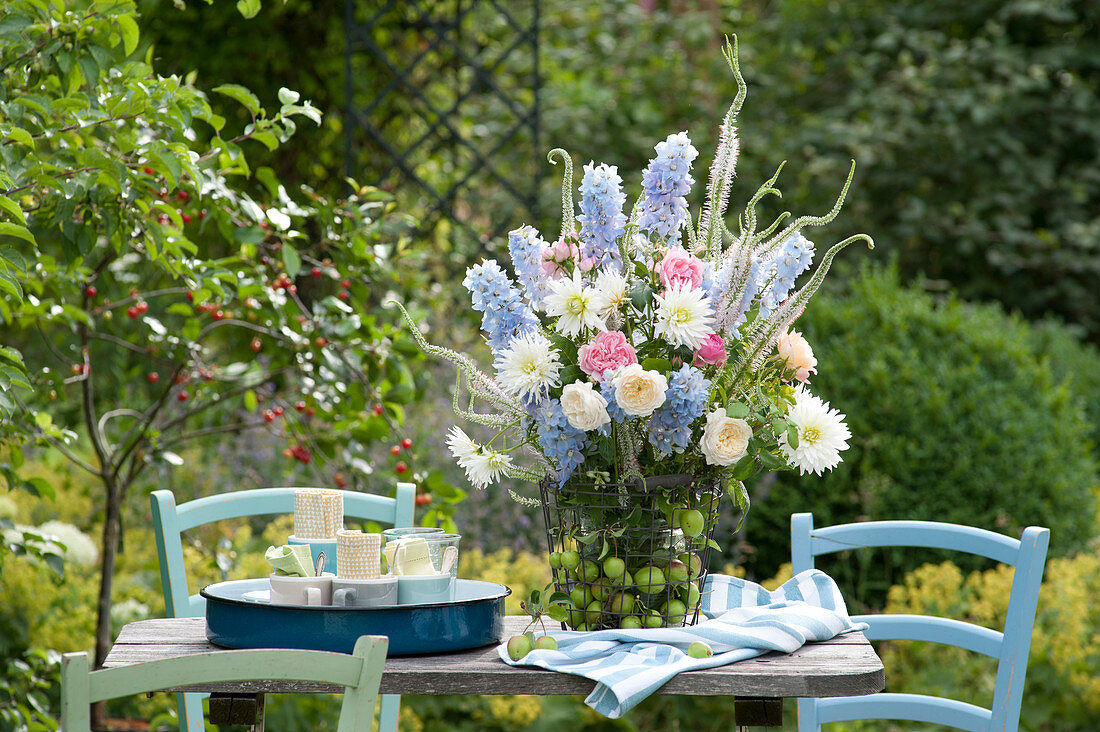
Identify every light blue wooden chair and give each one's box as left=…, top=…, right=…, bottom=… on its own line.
left=151, top=484, right=416, bottom=732
left=791, top=513, right=1049, bottom=732
left=61, top=634, right=388, bottom=732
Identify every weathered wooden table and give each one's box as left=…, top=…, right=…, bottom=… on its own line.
left=104, top=616, right=884, bottom=728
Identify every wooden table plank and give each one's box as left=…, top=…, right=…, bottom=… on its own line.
left=105, top=617, right=884, bottom=699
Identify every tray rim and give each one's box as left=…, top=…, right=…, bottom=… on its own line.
left=200, top=577, right=511, bottom=611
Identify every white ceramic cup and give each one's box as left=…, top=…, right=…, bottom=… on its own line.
left=332, top=576, right=398, bottom=607
left=268, top=572, right=334, bottom=606
left=397, top=574, right=454, bottom=605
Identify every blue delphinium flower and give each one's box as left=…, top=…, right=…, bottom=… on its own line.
left=756, top=232, right=815, bottom=319
left=463, top=260, right=539, bottom=354
left=638, top=132, right=699, bottom=244
left=535, top=399, right=589, bottom=485
left=507, top=225, right=552, bottom=306
left=600, top=379, right=628, bottom=423
left=648, top=364, right=711, bottom=456
left=577, top=162, right=627, bottom=268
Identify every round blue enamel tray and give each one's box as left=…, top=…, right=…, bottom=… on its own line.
left=201, top=578, right=510, bottom=656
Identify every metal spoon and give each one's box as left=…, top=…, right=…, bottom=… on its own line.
left=315, top=551, right=326, bottom=577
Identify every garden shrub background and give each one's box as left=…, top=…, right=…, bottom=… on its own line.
left=3, top=0, right=1100, bottom=730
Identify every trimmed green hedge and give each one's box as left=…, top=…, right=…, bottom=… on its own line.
left=744, top=265, right=1099, bottom=593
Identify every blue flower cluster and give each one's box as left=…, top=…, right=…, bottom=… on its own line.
left=600, top=379, right=628, bottom=422
left=638, top=132, right=699, bottom=243
left=535, top=398, right=589, bottom=485
left=577, top=162, right=627, bottom=268
left=648, top=364, right=711, bottom=456
left=507, top=225, right=552, bottom=305
left=463, top=260, right=539, bottom=354
left=755, top=232, right=815, bottom=319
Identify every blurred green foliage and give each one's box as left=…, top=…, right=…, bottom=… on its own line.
left=746, top=265, right=1100, bottom=594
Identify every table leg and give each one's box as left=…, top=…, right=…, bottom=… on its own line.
left=734, top=696, right=783, bottom=727
left=208, top=692, right=264, bottom=728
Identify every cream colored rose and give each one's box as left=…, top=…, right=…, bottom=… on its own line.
left=560, top=381, right=611, bottom=431
left=612, top=364, right=668, bottom=417
left=777, top=329, right=818, bottom=383
left=700, top=408, right=752, bottom=466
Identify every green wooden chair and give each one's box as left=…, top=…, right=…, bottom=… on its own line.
left=151, top=484, right=415, bottom=732
left=61, top=634, right=388, bottom=732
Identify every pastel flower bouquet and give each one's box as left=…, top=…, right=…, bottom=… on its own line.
left=397, top=40, right=872, bottom=629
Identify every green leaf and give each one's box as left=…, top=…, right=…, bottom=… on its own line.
left=597, top=538, right=610, bottom=561
left=23, top=477, right=54, bottom=500
left=5, top=128, right=34, bottom=150
left=0, top=222, right=35, bottom=245
left=212, top=84, right=261, bottom=116
left=236, top=0, right=262, bottom=18
left=282, top=242, right=301, bottom=278
left=725, top=402, right=749, bottom=418
left=384, top=383, right=414, bottom=404
left=785, top=421, right=799, bottom=449
left=250, top=130, right=279, bottom=151
left=116, top=14, right=139, bottom=56
left=243, top=390, right=258, bottom=412
left=730, top=453, right=756, bottom=481
left=277, top=87, right=300, bottom=105
left=758, top=449, right=787, bottom=470
left=629, top=282, right=654, bottom=311
left=641, top=357, right=671, bottom=374
left=233, top=226, right=265, bottom=245
left=558, top=365, right=583, bottom=386
left=42, top=552, right=65, bottom=577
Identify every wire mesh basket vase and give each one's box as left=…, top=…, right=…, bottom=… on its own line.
left=539, top=472, right=722, bottom=630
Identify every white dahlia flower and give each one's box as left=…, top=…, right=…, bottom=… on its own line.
left=778, top=387, right=851, bottom=476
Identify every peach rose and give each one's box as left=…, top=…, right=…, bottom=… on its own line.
left=612, top=364, right=667, bottom=417
left=560, top=381, right=611, bottom=431
left=776, top=330, right=817, bottom=382
left=699, top=408, right=752, bottom=466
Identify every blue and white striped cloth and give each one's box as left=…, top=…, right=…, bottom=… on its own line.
left=497, top=569, right=867, bottom=718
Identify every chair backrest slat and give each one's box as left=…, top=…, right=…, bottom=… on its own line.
left=854, top=615, right=1003, bottom=658
left=61, top=635, right=388, bottom=732
left=806, top=521, right=1022, bottom=565
left=790, top=512, right=1049, bottom=732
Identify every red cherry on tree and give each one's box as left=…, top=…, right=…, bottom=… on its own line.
left=177, top=391, right=189, bottom=402
left=147, top=373, right=159, bottom=384
left=390, top=445, right=401, bottom=456
left=273, top=406, right=284, bottom=416
left=126, top=306, right=139, bottom=319
left=181, top=213, right=192, bottom=224
left=263, top=410, right=275, bottom=423
left=341, top=279, right=350, bottom=289
left=415, top=494, right=432, bottom=506
left=314, top=337, right=328, bottom=348
left=85, top=285, right=97, bottom=298
left=401, top=438, right=413, bottom=449
left=305, top=407, right=316, bottom=417
left=311, top=267, right=322, bottom=278
left=395, top=461, right=408, bottom=474
left=176, top=191, right=189, bottom=201
left=250, top=338, right=262, bottom=353
left=337, top=291, right=349, bottom=301
left=283, top=447, right=294, bottom=459
left=372, top=405, right=384, bottom=416
left=142, top=166, right=155, bottom=175
left=295, top=401, right=307, bottom=412
left=334, top=474, right=347, bottom=488
left=186, top=291, right=194, bottom=302
left=136, top=301, right=148, bottom=314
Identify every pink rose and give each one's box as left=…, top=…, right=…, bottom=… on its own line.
left=578, top=331, right=638, bottom=381
left=658, top=248, right=705, bottom=290
left=541, top=236, right=596, bottom=278
left=693, top=332, right=727, bottom=367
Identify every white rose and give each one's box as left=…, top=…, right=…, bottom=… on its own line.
left=560, top=381, right=611, bottom=431
left=700, top=408, right=752, bottom=466
left=612, top=364, right=668, bottom=417
left=776, top=330, right=817, bottom=383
